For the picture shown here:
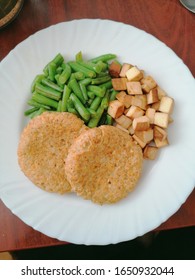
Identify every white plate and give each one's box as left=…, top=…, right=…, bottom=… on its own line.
left=0, top=19, right=195, bottom=245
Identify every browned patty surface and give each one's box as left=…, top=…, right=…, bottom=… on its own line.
left=65, top=125, right=143, bottom=204
left=18, top=112, right=88, bottom=193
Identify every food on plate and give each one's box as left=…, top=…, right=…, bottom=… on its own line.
left=17, top=112, right=88, bottom=193
left=108, top=62, right=174, bottom=160
left=25, top=52, right=117, bottom=128
left=65, top=125, right=143, bottom=204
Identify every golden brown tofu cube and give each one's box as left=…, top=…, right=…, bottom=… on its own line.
left=145, top=107, right=156, bottom=124
left=126, top=81, right=143, bottom=95
left=154, top=137, right=169, bottom=148
left=115, top=114, right=132, bottom=129
left=126, top=105, right=145, bottom=120
left=112, top=78, right=127, bottom=90
left=151, top=101, right=160, bottom=111
left=153, top=126, right=167, bottom=141
left=159, top=96, right=174, bottom=114
left=154, top=112, right=169, bottom=128
left=108, top=100, right=124, bottom=118
left=131, top=95, right=147, bottom=110
left=119, top=63, right=132, bottom=77
left=132, top=116, right=150, bottom=131
left=141, top=75, right=157, bottom=90
left=157, top=86, right=167, bottom=100
left=143, top=145, right=158, bottom=160
left=132, top=134, right=147, bottom=149
left=109, top=61, right=121, bottom=78
left=146, top=88, right=159, bottom=104
left=135, top=128, right=154, bottom=143
left=116, top=91, right=132, bottom=108
left=125, top=66, right=143, bottom=81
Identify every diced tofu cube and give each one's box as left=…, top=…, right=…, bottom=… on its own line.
left=154, top=137, right=169, bottom=148
left=115, top=114, right=132, bottom=129
left=114, top=123, right=129, bottom=134
left=108, top=100, right=124, bottom=118
left=145, top=107, right=156, bottom=124
left=143, top=145, right=158, bottom=160
left=112, top=78, right=127, bottom=90
left=141, top=83, right=151, bottom=93
left=116, top=91, right=132, bottom=108
left=141, top=75, right=157, bottom=90
left=109, top=61, right=121, bottom=78
left=132, top=116, right=150, bottom=131
left=132, top=134, right=147, bottom=149
left=128, top=125, right=134, bottom=135
left=126, top=105, right=145, bottom=120
left=125, top=66, right=143, bottom=81
left=146, top=88, right=159, bottom=104
left=159, top=96, right=174, bottom=114
left=157, top=86, right=167, bottom=100
left=153, top=126, right=167, bottom=141
left=126, top=81, right=143, bottom=95
left=135, top=128, right=154, bottom=143
left=151, top=101, right=160, bottom=110
left=131, top=95, right=147, bottom=110
left=154, top=112, right=169, bottom=128
left=119, top=63, right=132, bottom=77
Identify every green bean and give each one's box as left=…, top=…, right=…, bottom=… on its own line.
left=32, top=92, right=58, bottom=109
left=77, top=61, right=102, bottom=74
left=89, top=96, right=102, bottom=111
left=79, top=82, right=88, bottom=101
left=68, top=78, right=85, bottom=103
left=67, top=98, right=74, bottom=109
left=54, top=74, right=64, bottom=89
left=61, top=85, right=71, bottom=112
left=101, top=91, right=109, bottom=109
left=24, top=107, right=38, bottom=116
left=99, top=80, right=112, bottom=89
left=68, top=61, right=96, bottom=78
left=109, top=89, right=118, bottom=101
left=35, top=83, right=62, bottom=101
left=59, top=64, right=71, bottom=84
left=29, top=107, right=47, bottom=119
left=87, top=105, right=105, bottom=128
left=56, top=66, right=63, bottom=74
left=70, top=94, right=90, bottom=122
left=87, top=91, right=95, bottom=99
left=96, top=61, right=108, bottom=71
left=91, top=75, right=111, bottom=85
left=87, top=108, right=97, bottom=116
left=48, top=62, right=57, bottom=82
left=98, top=110, right=107, bottom=126
left=79, top=78, right=92, bottom=86
left=51, top=53, right=64, bottom=66
left=27, top=99, right=51, bottom=110
left=67, top=107, right=79, bottom=116
left=74, top=71, right=85, bottom=80
left=87, top=85, right=106, bottom=97
left=90, top=53, right=116, bottom=63
left=57, top=100, right=62, bottom=112
left=41, top=78, right=63, bottom=92
left=75, top=51, right=83, bottom=62
left=31, top=74, right=45, bottom=93
left=106, top=114, right=113, bottom=125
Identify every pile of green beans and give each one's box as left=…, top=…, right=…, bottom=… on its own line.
left=25, top=52, right=119, bottom=127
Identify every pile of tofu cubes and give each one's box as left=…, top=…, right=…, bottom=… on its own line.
left=108, top=61, right=174, bottom=160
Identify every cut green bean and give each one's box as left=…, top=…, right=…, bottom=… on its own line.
left=67, top=107, right=79, bottom=116
left=32, top=92, right=58, bottom=109
left=87, top=105, right=105, bottom=128
left=68, top=61, right=96, bottom=78
left=57, top=100, right=62, bottom=112
left=109, top=89, right=118, bottom=101
left=90, top=53, right=116, bottom=63
left=31, top=74, right=45, bottom=93
left=87, top=91, right=95, bottom=99
left=89, top=96, right=102, bottom=111
left=41, top=78, right=63, bottom=92
left=48, top=62, right=57, bottom=82
left=70, top=94, right=90, bottom=122
left=91, top=75, right=111, bottom=85
left=51, top=53, right=64, bottom=66
left=27, top=99, right=51, bottom=110
left=68, top=78, right=85, bottom=104
left=61, top=85, right=71, bottom=112
left=79, top=78, right=92, bottom=86
left=77, top=61, right=102, bottom=74
left=24, top=107, right=39, bottom=116
left=99, top=80, right=112, bottom=89
left=35, top=83, right=62, bottom=101
left=75, top=51, right=83, bottom=62
left=106, top=114, right=113, bottom=125
left=29, top=107, right=47, bottom=119
left=59, top=64, right=71, bottom=84
left=87, top=85, right=106, bottom=97
left=74, top=71, right=85, bottom=80
left=79, top=82, right=88, bottom=101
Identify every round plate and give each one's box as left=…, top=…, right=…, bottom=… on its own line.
left=0, top=19, right=195, bottom=245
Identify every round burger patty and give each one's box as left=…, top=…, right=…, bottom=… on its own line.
left=65, top=125, right=143, bottom=204
left=17, top=112, right=88, bottom=194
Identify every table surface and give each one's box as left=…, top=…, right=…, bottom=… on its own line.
left=0, top=0, right=195, bottom=253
